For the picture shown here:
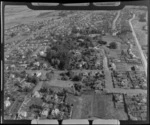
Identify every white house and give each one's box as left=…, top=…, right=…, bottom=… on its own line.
left=51, top=108, right=60, bottom=116
left=19, top=111, right=27, bottom=118
left=42, top=109, right=49, bottom=117
left=36, top=72, right=42, bottom=77
left=5, top=99, right=11, bottom=108
left=33, top=91, right=41, bottom=98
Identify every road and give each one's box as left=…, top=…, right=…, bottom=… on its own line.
left=112, top=11, right=120, bottom=31
left=129, top=14, right=147, bottom=77
left=105, top=88, right=147, bottom=95
left=103, top=56, right=113, bottom=90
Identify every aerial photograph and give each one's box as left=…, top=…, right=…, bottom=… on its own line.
left=4, top=4, right=147, bottom=121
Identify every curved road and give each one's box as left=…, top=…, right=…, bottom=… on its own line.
left=129, top=14, right=147, bottom=77
left=112, top=11, right=120, bottom=31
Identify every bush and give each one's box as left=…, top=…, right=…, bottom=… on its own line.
left=10, top=32, right=16, bottom=38
left=108, top=42, right=117, bottom=49
left=72, top=75, right=81, bottom=81
left=98, top=40, right=107, bottom=45
left=46, top=72, right=53, bottom=80
left=26, top=75, right=38, bottom=84
left=139, top=13, right=146, bottom=22
left=23, top=87, right=31, bottom=92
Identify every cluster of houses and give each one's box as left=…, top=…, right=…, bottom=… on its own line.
left=4, top=69, right=56, bottom=119
left=113, top=93, right=147, bottom=121
left=17, top=87, right=73, bottom=120
left=59, top=70, right=105, bottom=93
left=125, top=94, right=147, bottom=120
left=112, top=70, right=147, bottom=90
left=69, top=48, right=103, bottom=70
left=113, top=94, right=124, bottom=109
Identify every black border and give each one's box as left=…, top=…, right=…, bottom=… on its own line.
left=1, top=0, right=150, bottom=124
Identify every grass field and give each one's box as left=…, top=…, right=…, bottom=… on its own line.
left=66, top=92, right=128, bottom=120
left=131, top=19, right=147, bottom=46
left=5, top=5, right=58, bottom=29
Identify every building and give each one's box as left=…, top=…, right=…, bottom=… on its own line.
left=51, top=108, right=60, bottom=116
left=5, top=98, right=11, bottom=108
left=36, top=72, right=42, bottom=77
left=39, top=51, right=46, bottom=57
left=32, top=91, right=41, bottom=98
left=19, top=110, right=27, bottom=118
left=41, top=109, right=49, bottom=117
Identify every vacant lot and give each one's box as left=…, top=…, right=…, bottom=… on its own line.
left=131, top=19, right=147, bottom=46
left=66, top=92, right=128, bottom=120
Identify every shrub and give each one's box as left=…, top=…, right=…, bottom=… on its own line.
left=139, top=13, right=146, bottom=22
left=10, top=32, right=16, bottom=37
left=23, top=87, right=31, bottom=92
left=72, top=75, right=81, bottom=81
left=108, top=42, right=117, bottom=49
left=98, top=40, right=107, bottom=45
left=26, top=75, right=38, bottom=84
left=46, top=72, right=53, bottom=80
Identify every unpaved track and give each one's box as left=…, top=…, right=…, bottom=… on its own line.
left=129, top=14, right=147, bottom=77
left=112, top=11, right=120, bottom=31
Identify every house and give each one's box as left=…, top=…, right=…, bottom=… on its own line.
left=45, top=95, right=53, bottom=102
left=43, top=63, right=48, bottom=69
left=19, top=111, right=27, bottom=118
left=112, top=31, right=118, bottom=36
left=33, top=91, right=41, bottom=98
left=34, top=62, right=40, bottom=66
left=110, top=63, right=116, bottom=70
left=141, top=82, right=147, bottom=89
left=5, top=99, right=11, bottom=108
left=10, top=74, right=15, bottom=78
left=54, top=94, right=59, bottom=103
left=41, top=109, right=49, bottom=117
left=141, top=97, right=147, bottom=103
left=51, top=108, right=60, bottom=116
left=121, top=79, right=128, bottom=87
left=36, top=72, right=42, bottom=77
left=23, top=81, right=32, bottom=88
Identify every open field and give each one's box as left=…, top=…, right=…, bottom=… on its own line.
left=66, top=92, right=128, bottom=120
left=5, top=6, right=58, bottom=29
left=131, top=20, right=147, bottom=46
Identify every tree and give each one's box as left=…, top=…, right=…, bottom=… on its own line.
left=108, top=42, right=117, bottom=49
